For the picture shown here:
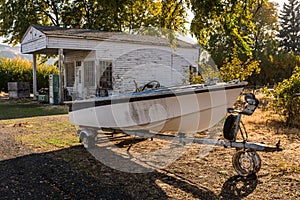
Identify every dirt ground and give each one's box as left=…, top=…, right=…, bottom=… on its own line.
left=0, top=98, right=299, bottom=199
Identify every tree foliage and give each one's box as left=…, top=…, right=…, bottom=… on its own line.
left=189, top=0, right=275, bottom=83
left=279, top=0, right=300, bottom=54
left=0, top=0, right=187, bottom=45
left=252, top=1, right=279, bottom=59
left=268, top=66, right=300, bottom=127
left=250, top=51, right=300, bottom=85
left=62, top=0, right=127, bottom=31
left=220, top=50, right=261, bottom=82
left=248, top=1, right=300, bottom=86
left=190, top=0, right=266, bottom=57
left=0, top=0, right=69, bottom=45
left=248, top=1, right=283, bottom=85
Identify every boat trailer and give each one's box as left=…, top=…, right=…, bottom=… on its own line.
left=78, top=93, right=282, bottom=177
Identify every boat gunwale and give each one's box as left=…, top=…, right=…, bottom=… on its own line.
left=65, top=82, right=247, bottom=109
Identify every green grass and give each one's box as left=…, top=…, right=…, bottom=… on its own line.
left=11, top=117, right=80, bottom=150
left=16, top=126, right=80, bottom=149
left=0, top=101, right=68, bottom=120
left=0, top=100, right=79, bottom=150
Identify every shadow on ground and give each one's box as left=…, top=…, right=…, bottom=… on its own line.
left=0, top=145, right=258, bottom=199
left=219, top=174, right=258, bottom=200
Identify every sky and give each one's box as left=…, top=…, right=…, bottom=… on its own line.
left=272, top=0, right=286, bottom=8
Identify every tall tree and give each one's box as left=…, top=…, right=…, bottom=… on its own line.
left=121, top=0, right=162, bottom=33
left=248, top=1, right=280, bottom=85
left=279, top=0, right=300, bottom=54
left=159, top=0, right=187, bottom=33
left=252, top=1, right=279, bottom=59
left=190, top=0, right=266, bottom=58
left=0, top=0, right=187, bottom=45
left=189, top=0, right=267, bottom=84
left=0, top=0, right=68, bottom=45
left=62, top=0, right=128, bottom=31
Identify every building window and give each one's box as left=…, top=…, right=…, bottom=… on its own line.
left=78, top=70, right=82, bottom=84
left=76, top=61, right=82, bottom=67
left=65, top=62, right=75, bottom=87
left=189, top=65, right=197, bottom=82
left=76, top=61, right=82, bottom=84
left=99, top=60, right=113, bottom=90
left=84, top=61, right=95, bottom=87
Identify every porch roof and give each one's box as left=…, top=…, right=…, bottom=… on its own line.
left=20, top=25, right=198, bottom=55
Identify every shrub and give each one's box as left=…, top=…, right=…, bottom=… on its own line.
left=220, top=54, right=261, bottom=82
left=0, top=57, right=58, bottom=92
left=269, top=66, right=300, bottom=127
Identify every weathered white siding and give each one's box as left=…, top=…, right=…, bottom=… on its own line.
left=22, top=26, right=45, bottom=44
left=64, top=41, right=199, bottom=96
left=175, top=47, right=200, bottom=66
left=47, top=37, right=100, bottom=51
left=21, top=27, right=47, bottom=54
left=94, top=41, right=199, bottom=64
left=64, top=50, right=94, bottom=62
left=113, top=48, right=190, bottom=94
left=21, top=37, right=47, bottom=54
left=90, top=41, right=198, bottom=94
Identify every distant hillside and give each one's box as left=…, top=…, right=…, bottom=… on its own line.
left=0, top=44, right=32, bottom=60
left=0, top=44, right=55, bottom=64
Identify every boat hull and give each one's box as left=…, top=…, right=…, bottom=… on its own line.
left=66, top=82, right=246, bottom=133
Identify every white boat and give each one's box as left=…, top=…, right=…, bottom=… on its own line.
left=65, top=81, right=285, bottom=177
left=66, top=81, right=247, bottom=133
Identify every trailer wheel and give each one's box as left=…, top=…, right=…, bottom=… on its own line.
left=232, top=150, right=261, bottom=177
left=79, top=130, right=96, bottom=149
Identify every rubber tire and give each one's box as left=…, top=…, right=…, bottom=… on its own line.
left=80, top=132, right=96, bottom=149
left=232, top=150, right=261, bottom=177
left=223, top=114, right=238, bottom=141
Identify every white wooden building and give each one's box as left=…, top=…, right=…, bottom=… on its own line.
left=21, top=25, right=200, bottom=101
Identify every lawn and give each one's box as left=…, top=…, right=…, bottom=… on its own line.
left=0, top=99, right=79, bottom=150
left=0, top=100, right=68, bottom=120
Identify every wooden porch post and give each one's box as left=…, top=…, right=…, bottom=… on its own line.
left=32, top=54, right=38, bottom=100
left=58, top=48, right=64, bottom=104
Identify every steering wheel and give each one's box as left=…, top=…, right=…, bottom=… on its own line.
left=141, top=80, right=161, bottom=91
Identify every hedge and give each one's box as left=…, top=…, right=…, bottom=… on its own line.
left=0, top=57, right=58, bottom=92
